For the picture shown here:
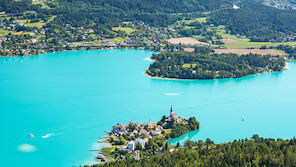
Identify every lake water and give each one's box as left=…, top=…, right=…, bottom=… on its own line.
left=1, top=49, right=296, bottom=166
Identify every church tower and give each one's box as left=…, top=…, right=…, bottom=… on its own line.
left=169, top=105, right=178, bottom=121
left=148, top=119, right=152, bottom=128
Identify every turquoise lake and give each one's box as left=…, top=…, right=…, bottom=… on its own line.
left=1, top=49, right=296, bottom=166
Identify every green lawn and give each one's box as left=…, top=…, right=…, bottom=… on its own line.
left=0, top=28, right=34, bottom=36
left=15, top=15, right=55, bottom=28
left=196, top=17, right=207, bottom=23
left=110, top=37, right=126, bottom=43
left=32, top=0, right=51, bottom=9
left=112, top=27, right=136, bottom=34
left=183, top=26, right=195, bottom=30
left=26, top=21, right=46, bottom=28
left=91, top=40, right=106, bottom=46
left=0, top=28, right=16, bottom=36
left=216, top=25, right=296, bottom=49
left=16, top=19, right=46, bottom=28
left=178, top=17, right=207, bottom=25
left=89, top=34, right=99, bottom=39
left=183, top=64, right=197, bottom=68
left=224, top=41, right=296, bottom=49
left=46, top=16, right=56, bottom=23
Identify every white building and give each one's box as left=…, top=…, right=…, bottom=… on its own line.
left=127, top=141, right=135, bottom=151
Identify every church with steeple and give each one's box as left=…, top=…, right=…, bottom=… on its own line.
left=168, top=105, right=181, bottom=122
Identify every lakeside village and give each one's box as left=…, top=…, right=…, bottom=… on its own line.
left=258, top=0, right=296, bottom=10
left=0, top=19, right=184, bottom=57
left=94, top=106, right=199, bottom=162
left=2, top=13, right=296, bottom=59
left=0, top=16, right=227, bottom=57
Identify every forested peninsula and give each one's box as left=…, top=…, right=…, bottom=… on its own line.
left=146, top=50, right=286, bottom=80
left=94, top=107, right=199, bottom=162
left=87, top=134, right=296, bottom=167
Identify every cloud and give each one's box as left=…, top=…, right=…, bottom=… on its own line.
left=18, top=144, right=37, bottom=152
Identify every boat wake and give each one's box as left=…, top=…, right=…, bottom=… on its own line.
left=164, top=93, right=179, bottom=96
left=144, top=57, right=154, bottom=62
left=41, top=133, right=54, bottom=139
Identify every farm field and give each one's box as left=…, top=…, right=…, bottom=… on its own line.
left=15, top=16, right=56, bottom=29
left=0, top=28, right=33, bottom=37
left=177, top=17, right=207, bottom=25
left=216, top=25, right=296, bottom=49
left=112, top=27, right=136, bottom=34
left=183, top=47, right=286, bottom=56
left=167, top=37, right=209, bottom=45
left=214, top=49, right=287, bottom=56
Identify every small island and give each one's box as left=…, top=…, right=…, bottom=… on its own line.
left=146, top=50, right=286, bottom=80
left=96, top=106, right=199, bottom=162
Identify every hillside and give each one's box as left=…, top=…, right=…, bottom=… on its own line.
left=209, top=0, right=296, bottom=42
left=1, top=0, right=296, bottom=57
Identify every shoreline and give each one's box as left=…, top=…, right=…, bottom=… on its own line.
left=0, top=47, right=153, bottom=58
left=145, top=64, right=289, bottom=81
left=95, top=112, right=199, bottom=163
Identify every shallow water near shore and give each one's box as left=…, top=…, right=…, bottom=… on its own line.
left=1, top=49, right=296, bottom=166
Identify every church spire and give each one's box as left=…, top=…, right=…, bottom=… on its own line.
left=170, top=105, right=173, bottom=114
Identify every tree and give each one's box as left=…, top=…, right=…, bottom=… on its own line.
left=165, top=143, right=168, bottom=151
left=135, top=143, right=143, bottom=150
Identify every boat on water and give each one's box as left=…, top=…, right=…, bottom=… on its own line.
left=29, top=133, right=34, bottom=138
left=242, top=118, right=246, bottom=121
left=41, top=133, right=53, bottom=139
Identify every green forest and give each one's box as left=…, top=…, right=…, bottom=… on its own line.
left=158, top=116, right=199, bottom=138
left=3, top=0, right=296, bottom=41
left=87, top=135, right=296, bottom=167
left=209, top=0, right=296, bottom=42
left=147, top=51, right=286, bottom=79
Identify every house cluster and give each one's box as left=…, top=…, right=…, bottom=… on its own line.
left=119, top=21, right=182, bottom=51
left=259, top=0, right=296, bottom=10
left=110, top=120, right=163, bottom=152
left=0, top=17, right=185, bottom=56
left=0, top=15, right=101, bottom=56
left=0, top=19, right=24, bottom=31
left=275, top=34, right=296, bottom=42
left=107, top=106, right=183, bottom=160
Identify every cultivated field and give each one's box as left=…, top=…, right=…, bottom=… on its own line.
left=112, top=27, right=136, bottom=34
left=214, top=49, right=287, bottom=56
left=222, top=38, right=238, bottom=43
left=216, top=26, right=296, bottom=49
left=167, top=37, right=209, bottom=46
left=184, top=48, right=195, bottom=52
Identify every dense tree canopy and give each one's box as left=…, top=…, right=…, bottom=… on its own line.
left=209, top=0, right=296, bottom=42
left=89, top=135, right=296, bottom=167
left=47, top=0, right=230, bottom=29
left=147, top=51, right=286, bottom=79
left=2, top=0, right=296, bottom=43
